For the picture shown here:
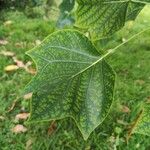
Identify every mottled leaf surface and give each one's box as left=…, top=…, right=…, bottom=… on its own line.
left=134, top=105, right=150, bottom=136
left=25, top=30, right=115, bottom=140
left=126, top=1, right=145, bottom=21
left=75, top=0, right=149, bottom=40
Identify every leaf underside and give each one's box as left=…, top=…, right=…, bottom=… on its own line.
left=75, top=0, right=149, bottom=40
left=134, top=105, right=150, bottom=136
left=25, top=30, right=115, bottom=140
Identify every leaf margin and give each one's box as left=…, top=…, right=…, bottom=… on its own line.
left=24, top=29, right=116, bottom=140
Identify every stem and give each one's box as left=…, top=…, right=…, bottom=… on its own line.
left=71, top=27, right=150, bottom=78
left=107, top=27, right=150, bottom=56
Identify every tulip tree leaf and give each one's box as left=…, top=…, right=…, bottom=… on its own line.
left=134, top=105, right=150, bottom=136
left=25, top=30, right=115, bottom=140
left=126, top=1, right=145, bottom=20
left=75, top=0, right=149, bottom=40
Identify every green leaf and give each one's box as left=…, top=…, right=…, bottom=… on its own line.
left=134, top=105, right=150, bottom=136
left=25, top=30, right=115, bottom=140
left=59, top=0, right=75, bottom=13
left=75, top=0, right=148, bottom=40
left=126, top=1, right=145, bottom=21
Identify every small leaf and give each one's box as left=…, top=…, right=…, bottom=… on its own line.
left=0, top=39, right=8, bottom=45
left=0, top=116, right=5, bottom=121
left=25, top=30, right=115, bottom=140
left=0, top=51, right=15, bottom=57
left=4, top=20, right=13, bottom=26
left=26, top=139, right=33, bottom=150
left=15, top=113, right=30, bottom=121
left=117, top=119, right=129, bottom=126
left=127, top=104, right=150, bottom=141
left=135, top=79, right=145, bottom=85
left=11, top=57, right=36, bottom=74
left=4, top=65, right=19, bottom=72
left=47, top=121, right=57, bottom=136
left=13, top=57, right=25, bottom=68
left=24, top=93, right=33, bottom=100
left=7, top=98, right=18, bottom=113
left=15, top=42, right=23, bottom=48
left=12, top=124, right=27, bottom=133
left=120, top=105, right=131, bottom=113
left=35, top=40, right=41, bottom=46
left=26, top=68, right=37, bottom=75
left=134, top=105, right=150, bottom=136
left=75, top=0, right=148, bottom=40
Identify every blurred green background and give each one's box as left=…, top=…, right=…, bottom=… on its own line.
left=0, top=1, right=150, bottom=149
